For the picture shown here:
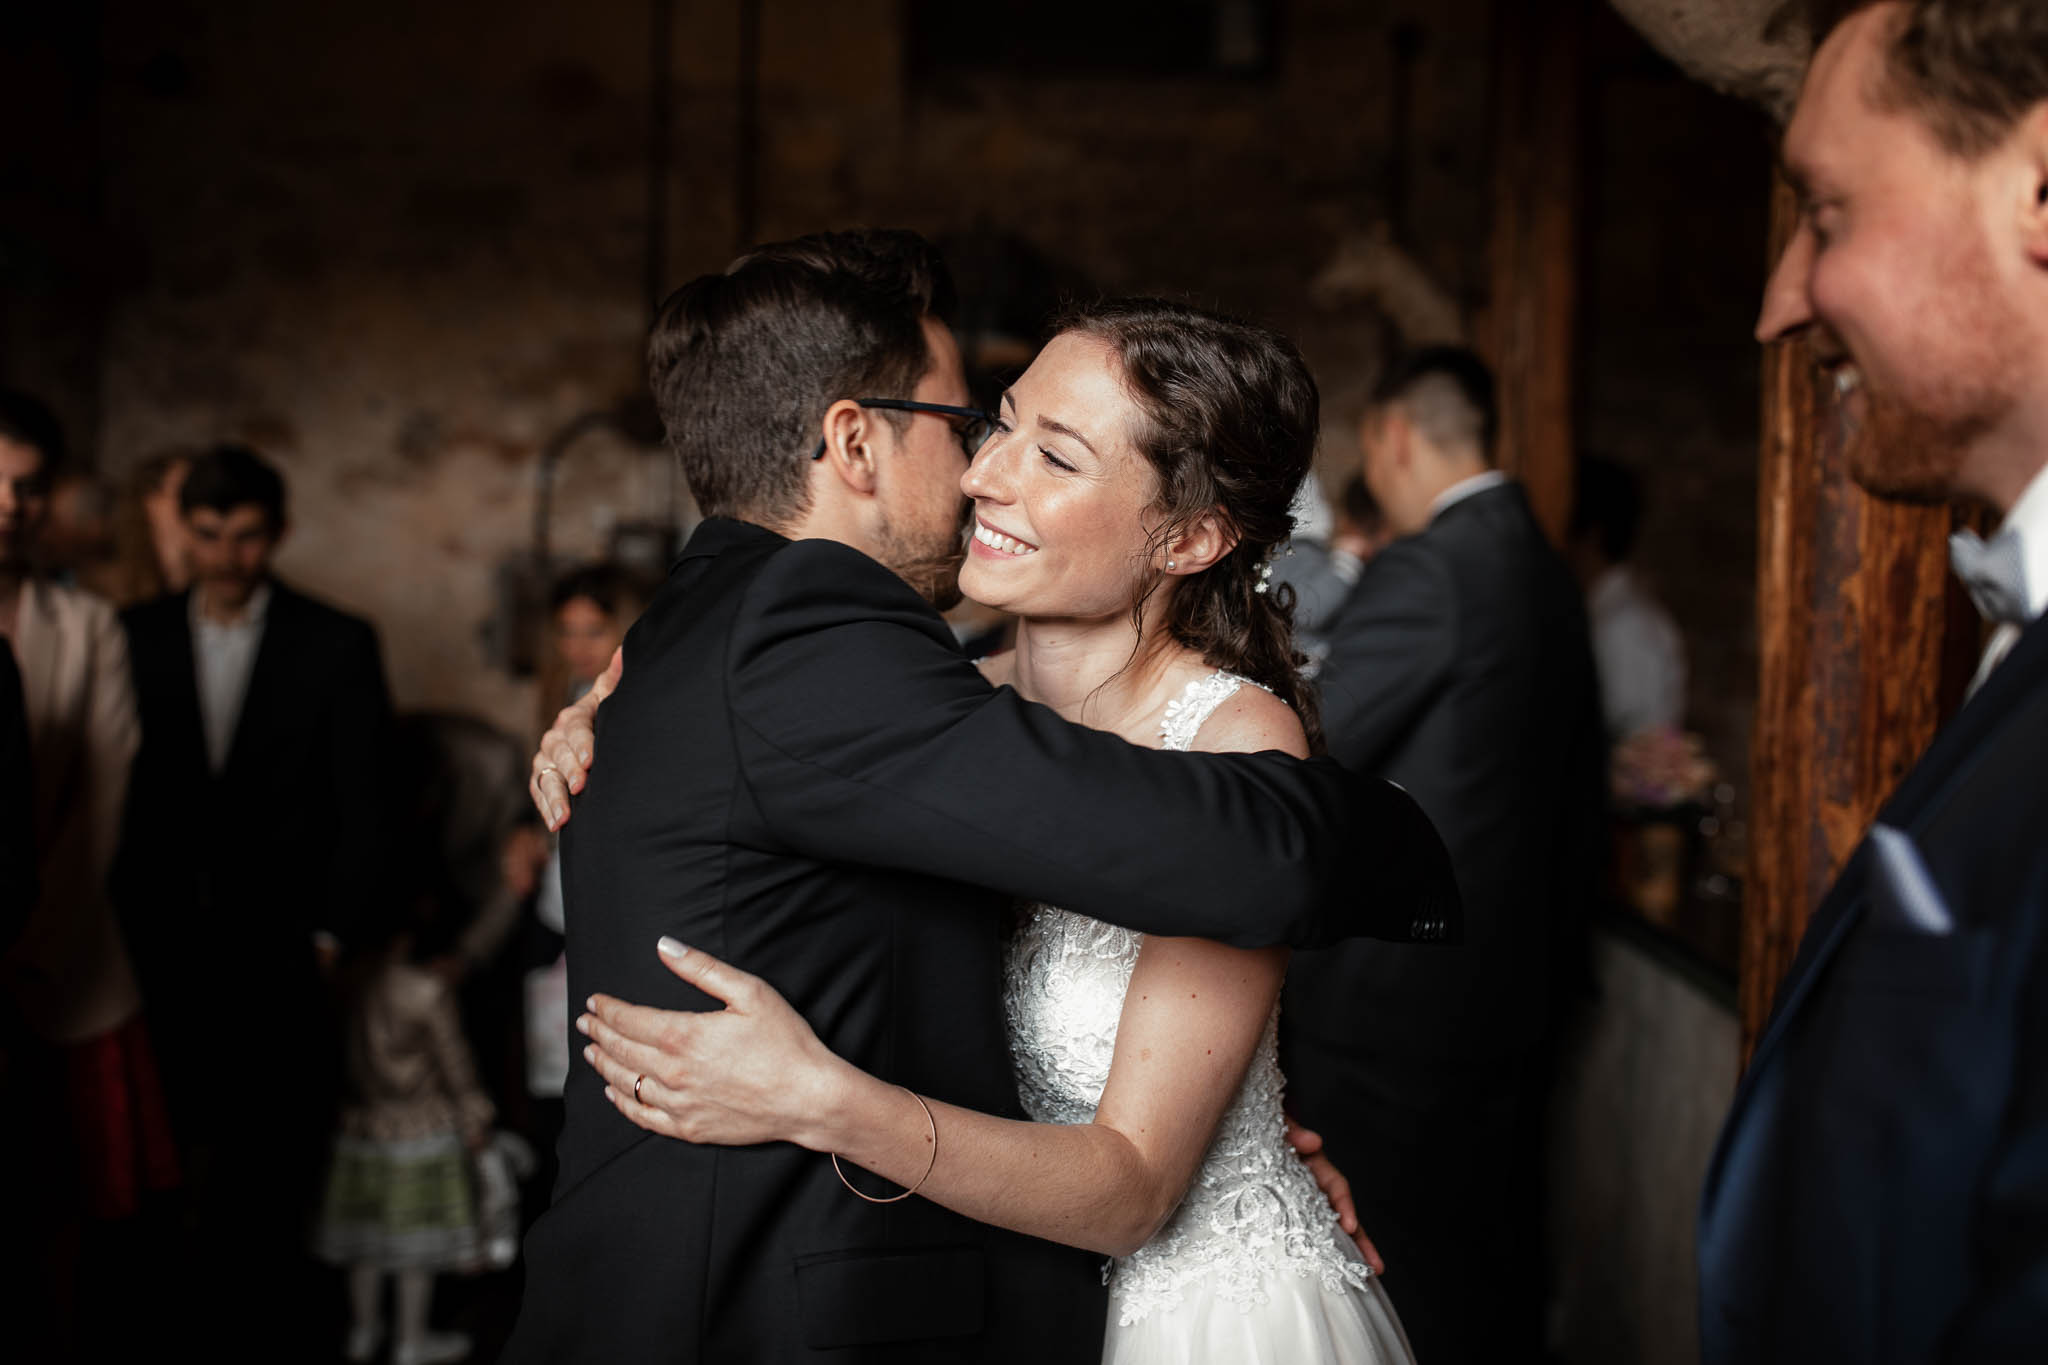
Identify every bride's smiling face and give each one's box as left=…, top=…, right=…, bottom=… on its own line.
left=958, top=331, right=1165, bottom=622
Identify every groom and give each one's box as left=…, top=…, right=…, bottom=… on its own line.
left=503, top=230, right=1458, bottom=1363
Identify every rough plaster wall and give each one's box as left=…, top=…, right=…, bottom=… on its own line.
left=91, top=0, right=1499, bottom=738
left=95, top=0, right=674, bottom=736
left=1607, top=0, right=1807, bottom=115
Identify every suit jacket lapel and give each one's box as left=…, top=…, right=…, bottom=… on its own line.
left=223, top=585, right=293, bottom=781
left=1715, top=613, right=2048, bottom=1173
left=157, top=592, right=209, bottom=775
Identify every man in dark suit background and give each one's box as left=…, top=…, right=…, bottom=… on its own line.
left=1698, top=3, right=2048, bottom=1358
left=117, top=443, right=391, bottom=1334
left=505, top=230, right=1457, bottom=1364
left=1283, top=347, right=1606, bottom=1363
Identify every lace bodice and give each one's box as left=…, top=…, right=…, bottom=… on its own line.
left=1002, top=671, right=1371, bottom=1325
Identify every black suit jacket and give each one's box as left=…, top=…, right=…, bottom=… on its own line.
left=505, top=518, right=1458, bottom=1365
left=1286, top=482, right=1605, bottom=1110
left=1698, top=613, right=2048, bottom=1363
left=0, top=642, right=32, bottom=950
left=117, top=582, right=391, bottom=1041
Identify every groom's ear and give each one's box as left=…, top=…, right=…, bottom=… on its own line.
left=1160, top=510, right=1238, bottom=578
left=816, top=400, right=882, bottom=495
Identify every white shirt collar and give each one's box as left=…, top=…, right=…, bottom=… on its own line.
left=190, top=580, right=273, bottom=634
left=1997, top=461, right=2048, bottom=622
left=1427, top=469, right=1510, bottom=524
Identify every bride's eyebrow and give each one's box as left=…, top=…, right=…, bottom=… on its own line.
left=999, top=389, right=1099, bottom=457
left=1039, top=414, right=1099, bottom=457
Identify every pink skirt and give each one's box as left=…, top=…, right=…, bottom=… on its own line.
left=63, top=1014, right=181, bottom=1219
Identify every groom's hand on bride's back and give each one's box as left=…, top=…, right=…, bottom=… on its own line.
left=530, top=645, right=622, bottom=830
left=1285, top=1117, right=1385, bottom=1275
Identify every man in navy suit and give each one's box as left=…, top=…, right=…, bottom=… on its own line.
left=1698, top=2, right=2048, bottom=1359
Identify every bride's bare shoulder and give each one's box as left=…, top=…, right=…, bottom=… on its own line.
left=1194, top=681, right=1309, bottom=759
left=974, top=651, right=1017, bottom=688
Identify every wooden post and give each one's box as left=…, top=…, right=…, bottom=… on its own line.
left=1479, top=0, right=1583, bottom=546
left=1743, top=174, right=1979, bottom=1055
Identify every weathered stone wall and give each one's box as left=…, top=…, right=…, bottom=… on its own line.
left=80, top=0, right=1501, bottom=738
left=28, top=1, right=1768, bottom=774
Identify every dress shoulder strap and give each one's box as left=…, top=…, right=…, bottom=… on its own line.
left=1158, top=670, right=1265, bottom=752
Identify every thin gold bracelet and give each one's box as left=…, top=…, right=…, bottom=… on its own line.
left=831, top=1087, right=938, bottom=1205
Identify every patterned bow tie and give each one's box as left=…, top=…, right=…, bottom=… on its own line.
left=1949, top=528, right=2033, bottom=627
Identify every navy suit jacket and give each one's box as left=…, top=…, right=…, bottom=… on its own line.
left=1698, top=612, right=2048, bottom=1363
left=505, top=519, right=1457, bottom=1364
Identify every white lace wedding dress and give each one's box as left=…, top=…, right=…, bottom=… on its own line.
left=1002, top=671, right=1416, bottom=1365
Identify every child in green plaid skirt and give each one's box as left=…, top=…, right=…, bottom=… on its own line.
left=315, top=887, right=494, bottom=1365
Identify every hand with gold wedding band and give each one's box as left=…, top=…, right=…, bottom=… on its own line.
left=577, top=937, right=855, bottom=1151
left=529, top=645, right=622, bottom=830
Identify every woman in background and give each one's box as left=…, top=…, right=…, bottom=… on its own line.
left=98, top=450, right=192, bottom=606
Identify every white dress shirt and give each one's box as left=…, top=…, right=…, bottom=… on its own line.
left=1426, top=469, right=1510, bottom=524
left=1971, top=463, right=2048, bottom=691
left=1588, top=564, right=1687, bottom=740
left=191, top=581, right=271, bottom=773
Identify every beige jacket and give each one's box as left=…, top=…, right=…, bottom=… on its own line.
left=5, top=579, right=143, bottom=1041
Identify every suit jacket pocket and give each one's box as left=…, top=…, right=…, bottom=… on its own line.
left=1831, top=923, right=1994, bottom=999
left=793, top=1244, right=986, bottom=1349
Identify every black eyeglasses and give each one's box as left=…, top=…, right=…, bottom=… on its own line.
left=810, top=398, right=996, bottom=461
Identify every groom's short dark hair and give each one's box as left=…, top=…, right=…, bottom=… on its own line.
left=646, top=228, right=956, bottom=525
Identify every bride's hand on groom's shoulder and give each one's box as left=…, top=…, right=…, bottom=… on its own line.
left=530, top=646, right=621, bottom=830
left=576, top=936, right=852, bottom=1150
left=1284, top=1117, right=1387, bottom=1275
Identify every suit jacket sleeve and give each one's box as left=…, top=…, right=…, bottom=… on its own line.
left=723, top=540, right=1457, bottom=949
left=1314, top=536, right=1458, bottom=774
left=321, top=618, right=394, bottom=948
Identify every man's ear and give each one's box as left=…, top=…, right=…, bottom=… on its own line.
left=2012, top=103, right=2048, bottom=267
left=1160, top=510, right=1240, bottom=578
left=816, top=399, right=881, bottom=495
left=1379, top=408, right=1416, bottom=475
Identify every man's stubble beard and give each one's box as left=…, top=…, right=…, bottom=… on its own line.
left=878, top=503, right=970, bottom=612
left=1839, top=233, right=2022, bottom=505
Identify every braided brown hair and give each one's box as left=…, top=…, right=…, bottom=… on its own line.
left=1054, top=298, right=1323, bottom=750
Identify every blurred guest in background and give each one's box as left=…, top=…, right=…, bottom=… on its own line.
left=545, top=562, right=649, bottom=708
left=391, top=711, right=535, bottom=985
left=38, top=468, right=118, bottom=589
left=314, top=876, right=495, bottom=1365
left=1569, top=455, right=1687, bottom=741
left=0, top=390, right=177, bottom=1358
left=100, top=450, right=193, bottom=607
left=1273, top=472, right=1392, bottom=669
left=1286, top=347, right=1605, bottom=1364
left=116, top=442, right=393, bottom=1337
left=519, top=565, right=652, bottom=1171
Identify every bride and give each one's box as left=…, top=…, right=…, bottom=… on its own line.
left=571, top=298, right=1415, bottom=1364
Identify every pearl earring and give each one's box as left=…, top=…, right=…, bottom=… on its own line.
left=1165, top=559, right=1177, bottom=570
